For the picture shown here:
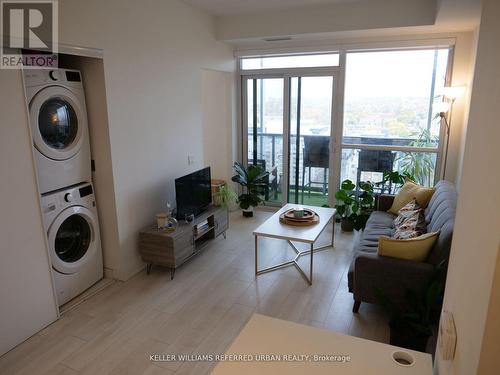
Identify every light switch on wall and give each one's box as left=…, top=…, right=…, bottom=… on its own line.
left=188, top=155, right=195, bottom=165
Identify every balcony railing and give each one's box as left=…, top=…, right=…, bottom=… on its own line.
left=248, top=132, right=437, bottom=203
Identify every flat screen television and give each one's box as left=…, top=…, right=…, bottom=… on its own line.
left=175, top=167, right=212, bottom=219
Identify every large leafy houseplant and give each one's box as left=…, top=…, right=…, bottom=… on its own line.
left=334, top=179, right=374, bottom=231
left=375, top=261, right=446, bottom=352
left=397, top=128, right=437, bottom=186
left=231, top=162, right=269, bottom=217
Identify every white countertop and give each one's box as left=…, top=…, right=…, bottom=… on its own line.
left=210, top=314, right=433, bottom=375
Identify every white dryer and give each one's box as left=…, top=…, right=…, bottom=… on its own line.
left=41, top=183, right=103, bottom=306
left=24, top=69, right=91, bottom=194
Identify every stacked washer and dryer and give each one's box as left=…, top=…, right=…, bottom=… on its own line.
left=23, top=69, right=103, bottom=307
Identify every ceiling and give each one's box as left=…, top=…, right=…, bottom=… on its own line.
left=182, top=0, right=359, bottom=16
left=181, top=0, right=481, bottom=44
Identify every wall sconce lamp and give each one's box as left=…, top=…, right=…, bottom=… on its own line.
left=436, top=86, right=466, bottom=179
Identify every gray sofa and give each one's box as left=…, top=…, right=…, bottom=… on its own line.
left=348, top=180, right=457, bottom=312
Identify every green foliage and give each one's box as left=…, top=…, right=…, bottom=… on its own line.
left=334, top=179, right=374, bottom=230
left=213, top=185, right=237, bottom=208
left=397, top=128, right=437, bottom=186
left=375, top=261, right=447, bottom=338
left=377, top=170, right=415, bottom=194
left=231, top=162, right=269, bottom=210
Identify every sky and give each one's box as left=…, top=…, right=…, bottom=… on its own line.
left=345, top=49, right=449, bottom=98
left=244, top=49, right=449, bottom=100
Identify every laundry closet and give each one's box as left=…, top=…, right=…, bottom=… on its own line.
left=0, top=50, right=118, bottom=355
left=25, top=51, right=119, bottom=308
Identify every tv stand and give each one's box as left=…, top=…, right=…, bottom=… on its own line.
left=138, top=205, right=228, bottom=279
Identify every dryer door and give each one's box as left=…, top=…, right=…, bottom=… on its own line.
left=47, top=206, right=98, bottom=275
left=29, top=86, right=86, bottom=161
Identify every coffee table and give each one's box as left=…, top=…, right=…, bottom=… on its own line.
left=253, top=204, right=336, bottom=285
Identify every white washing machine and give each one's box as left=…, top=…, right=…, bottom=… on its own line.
left=41, top=183, right=103, bottom=306
left=24, top=68, right=91, bottom=194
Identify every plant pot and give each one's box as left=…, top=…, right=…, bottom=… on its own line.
left=242, top=208, right=254, bottom=217
left=341, top=218, right=354, bottom=232
left=390, top=327, right=430, bottom=352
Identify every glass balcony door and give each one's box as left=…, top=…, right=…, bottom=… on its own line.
left=288, top=75, right=334, bottom=207
left=243, top=76, right=286, bottom=206
left=242, top=74, right=337, bottom=207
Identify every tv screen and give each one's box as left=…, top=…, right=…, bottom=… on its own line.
left=175, top=167, right=212, bottom=219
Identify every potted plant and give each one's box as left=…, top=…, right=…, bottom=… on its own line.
left=334, top=179, right=374, bottom=231
left=377, top=170, right=415, bottom=195
left=375, top=262, right=446, bottom=352
left=213, top=185, right=238, bottom=209
left=397, top=128, right=437, bottom=186
left=231, top=162, right=269, bottom=217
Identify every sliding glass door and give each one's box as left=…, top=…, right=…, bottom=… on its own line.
left=243, top=73, right=336, bottom=207
left=244, top=77, right=285, bottom=205
left=288, top=76, right=334, bottom=206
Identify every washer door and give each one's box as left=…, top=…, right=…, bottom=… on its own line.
left=30, top=86, right=86, bottom=161
left=48, top=206, right=97, bottom=275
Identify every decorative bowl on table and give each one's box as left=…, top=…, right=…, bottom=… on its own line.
left=280, top=209, right=319, bottom=226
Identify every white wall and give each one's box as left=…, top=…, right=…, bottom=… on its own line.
left=436, top=0, right=500, bottom=373
left=56, top=0, right=234, bottom=280
left=477, top=246, right=500, bottom=374
left=0, top=70, right=59, bottom=356
left=202, top=69, right=234, bottom=182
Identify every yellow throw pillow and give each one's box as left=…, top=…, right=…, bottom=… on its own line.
left=378, top=232, right=439, bottom=262
left=388, top=180, right=435, bottom=215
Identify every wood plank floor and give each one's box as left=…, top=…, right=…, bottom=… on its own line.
left=0, top=210, right=389, bottom=375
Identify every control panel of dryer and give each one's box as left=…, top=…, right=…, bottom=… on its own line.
left=23, top=68, right=82, bottom=88
left=40, top=183, right=95, bottom=216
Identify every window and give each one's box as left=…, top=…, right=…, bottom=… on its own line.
left=241, top=53, right=339, bottom=70
left=341, top=48, right=450, bottom=186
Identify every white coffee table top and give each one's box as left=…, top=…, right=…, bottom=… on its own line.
left=253, top=204, right=336, bottom=244
left=210, top=314, right=432, bottom=375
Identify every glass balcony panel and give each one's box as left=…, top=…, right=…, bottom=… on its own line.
left=340, top=148, right=437, bottom=193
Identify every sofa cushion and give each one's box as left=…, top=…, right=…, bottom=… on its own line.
left=393, top=201, right=427, bottom=239
left=425, top=181, right=457, bottom=225
left=366, top=211, right=396, bottom=228
left=357, top=225, right=395, bottom=253
left=378, top=232, right=439, bottom=261
left=388, top=180, right=435, bottom=215
left=394, top=198, right=421, bottom=227
left=424, top=180, right=457, bottom=265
